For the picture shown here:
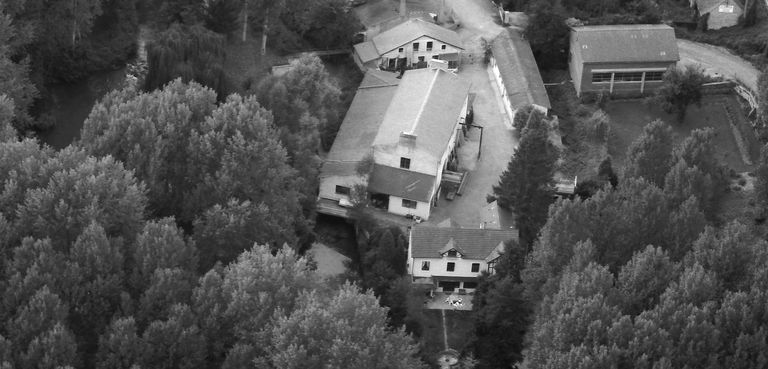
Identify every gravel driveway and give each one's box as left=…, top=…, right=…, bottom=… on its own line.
left=677, top=39, right=760, bottom=92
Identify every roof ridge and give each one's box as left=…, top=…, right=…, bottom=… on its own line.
left=408, top=69, right=440, bottom=134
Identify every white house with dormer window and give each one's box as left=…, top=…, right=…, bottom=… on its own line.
left=407, top=226, right=517, bottom=293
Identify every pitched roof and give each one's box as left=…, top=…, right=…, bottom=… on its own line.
left=368, top=164, right=435, bottom=202
left=410, top=226, right=517, bottom=259
left=373, top=68, right=471, bottom=164
left=491, top=28, right=551, bottom=109
left=371, top=18, right=464, bottom=55
left=321, top=70, right=400, bottom=177
left=571, top=24, right=679, bottom=64
left=695, top=0, right=743, bottom=14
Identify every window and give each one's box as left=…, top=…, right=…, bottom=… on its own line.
left=421, top=261, right=430, bottom=271
left=398, top=47, right=404, bottom=53
left=448, top=60, right=458, bottom=69
left=441, top=44, right=446, bottom=50
left=402, top=199, right=417, bottom=209
left=418, top=56, right=425, bottom=62
left=432, top=55, right=440, bottom=59
left=335, top=185, right=351, bottom=195
left=471, top=263, right=480, bottom=273
left=426, top=41, right=433, bottom=51
left=592, top=72, right=612, bottom=83
left=400, top=157, right=411, bottom=169
left=487, top=261, right=496, bottom=274
left=446, top=262, right=455, bottom=272
left=645, top=71, right=665, bottom=81
left=413, top=42, right=419, bottom=51
left=447, top=250, right=457, bottom=257
left=463, top=281, right=478, bottom=289
left=614, top=71, right=644, bottom=82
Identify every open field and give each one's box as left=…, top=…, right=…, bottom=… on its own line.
left=605, top=95, right=758, bottom=172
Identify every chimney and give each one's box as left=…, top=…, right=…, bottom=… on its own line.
left=399, top=131, right=417, bottom=147
left=400, top=0, right=406, bottom=18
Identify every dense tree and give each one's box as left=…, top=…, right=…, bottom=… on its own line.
left=132, top=218, right=197, bottom=292
left=526, top=3, right=569, bottom=70
left=756, top=144, right=768, bottom=218
left=140, top=304, right=206, bottom=369
left=0, top=95, right=16, bottom=141
left=356, top=227, right=408, bottom=297
left=623, top=119, right=674, bottom=188
left=21, top=323, right=79, bottom=369
left=80, top=80, right=308, bottom=255
left=204, top=0, right=241, bottom=36
left=492, top=116, right=558, bottom=246
left=655, top=65, right=708, bottom=123
left=522, top=177, right=706, bottom=303
left=95, top=317, right=142, bottom=369
left=0, top=11, right=38, bottom=132
left=145, top=23, right=227, bottom=96
left=597, top=156, right=618, bottom=188
left=261, top=284, right=427, bottom=369
left=663, top=160, right=717, bottom=220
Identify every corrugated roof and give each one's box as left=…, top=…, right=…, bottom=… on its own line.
left=322, top=70, right=400, bottom=177
left=491, top=28, right=551, bottom=109
left=571, top=24, right=679, bottom=63
left=368, top=164, right=435, bottom=202
left=354, top=41, right=379, bottom=63
left=371, top=18, right=464, bottom=55
left=410, top=226, right=517, bottom=259
left=373, top=68, right=471, bottom=165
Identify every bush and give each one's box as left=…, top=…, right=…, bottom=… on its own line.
left=586, top=109, right=611, bottom=142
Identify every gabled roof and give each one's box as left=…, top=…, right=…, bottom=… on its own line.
left=321, top=70, right=400, bottom=178
left=410, top=226, right=517, bottom=259
left=373, top=68, right=471, bottom=164
left=491, top=28, right=551, bottom=109
left=370, top=18, right=464, bottom=55
left=694, top=0, right=743, bottom=14
left=368, top=164, right=435, bottom=202
left=571, top=24, right=679, bottom=64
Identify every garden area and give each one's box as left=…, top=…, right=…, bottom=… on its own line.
left=605, top=94, right=759, bottom=172
left=417, top=310, right=475, bottom=368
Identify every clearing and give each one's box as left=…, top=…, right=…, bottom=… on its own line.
left=417, top=309, right=474, bottom=367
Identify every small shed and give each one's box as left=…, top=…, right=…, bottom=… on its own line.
left=690, top=0, right=744, bottom=30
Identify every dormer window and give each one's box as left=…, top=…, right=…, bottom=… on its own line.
left=447, top=250, right=457, bottom=257
left=400, top=157, right=411, bottom=169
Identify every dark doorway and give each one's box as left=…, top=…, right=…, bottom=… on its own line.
left=439, top=281, right=461, bottom=292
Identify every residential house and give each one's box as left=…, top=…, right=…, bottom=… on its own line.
left=407, top=226, right=517, bottom=292
left=317, top=67, right=471, bottom=220
left=489, top=28, right=551, bottom=124
left=569, top=25, right=680, bottom=97
left=353, top=18, right=464, bottom=72
left=691, top=0, right=743, bottom=30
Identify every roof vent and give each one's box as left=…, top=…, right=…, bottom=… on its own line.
left=660, top=51, right=666, bottom=56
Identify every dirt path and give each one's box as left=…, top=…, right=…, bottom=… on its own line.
left=677, top=39, right=760, bottom=92
left=448, top=0, right=503, bottom=39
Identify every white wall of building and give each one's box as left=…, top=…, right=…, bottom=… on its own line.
left=410, top=257, right=488, bottom=279
left=387, top=194, right=431, bottom=219
left=318, top=174, right=365, bottom=202
left=380, top=35, right=462, bottom=67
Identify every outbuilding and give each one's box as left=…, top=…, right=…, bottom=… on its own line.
left=568, top=24, right=680, bottom=97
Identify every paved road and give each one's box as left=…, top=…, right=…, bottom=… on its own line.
left=677, top=39, right=760, bottom=92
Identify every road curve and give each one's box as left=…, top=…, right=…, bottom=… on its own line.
left=677, top=39, right=760, bottom=92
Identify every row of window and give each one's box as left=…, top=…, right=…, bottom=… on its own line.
left=422, top=261, right=480, bottom=272
left=592, top=71, right=666, bottom=84
left=401, top=42, right=448, bottom=53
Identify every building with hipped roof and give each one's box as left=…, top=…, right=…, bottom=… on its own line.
left=569, top=24, right=680, bottom=97
left=407, top=226, right=517, bottom=292
left=317, top=67, right=471, bottom=220
left=353, top=18, right=464, bottom=71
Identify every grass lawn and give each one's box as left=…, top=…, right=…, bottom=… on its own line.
left=605, top=95, right=757, bottom=173
left=417, top=309, right=474, bottom=367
